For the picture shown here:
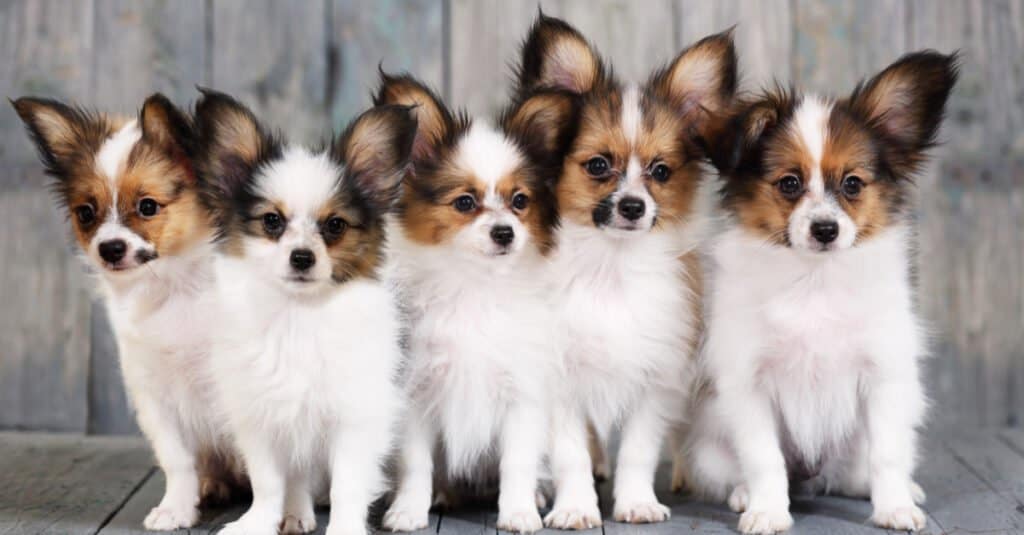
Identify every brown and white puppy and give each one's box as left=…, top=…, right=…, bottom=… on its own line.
left=376, top=73, right=576, bottom=534
left=687, top=53, right=958, bottom=534
left=513, top=14, right=736, bottom=529
left=12, top=94, right=241, bottom=530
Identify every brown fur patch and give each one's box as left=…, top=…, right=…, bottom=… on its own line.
left=397, top=159, right=484, bottom=246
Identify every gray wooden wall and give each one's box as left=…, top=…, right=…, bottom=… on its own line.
left=0, top=0, right=1021, bottom=434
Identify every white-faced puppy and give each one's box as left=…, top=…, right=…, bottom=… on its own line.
left=12, top=94, right=241, bottom=530
left=687, top=52, right=958, bottom=534
left=375, top=74, right=576, bottom=534
left=195, top=89, right=414, bottom=535
left=513, top=15, right=736, bottom=529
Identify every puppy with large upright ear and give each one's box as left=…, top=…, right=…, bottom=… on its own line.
left=511, top=13, right=737, bottom=530
left=688, top=53, right=958, bottom=534
left=11, top=93, right=241, bottom=531
left=195, top=88, right=414, bottom=535
left=376, top=71, right=575, bottom=534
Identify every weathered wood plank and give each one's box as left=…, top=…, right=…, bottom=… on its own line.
left=943, top=432, right=1024, bottom=507
left=210, top=0, right=329, bottom=145
left=329, top=0, right=444, bottom=128
left=0, top=432, right=153, bottom=535
left=438, top=507, right=490, bottom=535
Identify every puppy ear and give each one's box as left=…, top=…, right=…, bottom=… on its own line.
left=333, top=104, right=417, bottom=212
left=516, top=13, right=603, bottom=94
left=373, top=72, right=458, bottom=165
left=848, top=51, right=959, bottom=173
left=649, top=29, right=738, bottom=142
left=195, top=88, right=278, bottom=201
left=501, top=90, right=580, bottom=169
left=707, top=88, right=791, bottom=175
left=139, top=93, right=194, bottom=160
left=10, top=97, right=109, bottom=177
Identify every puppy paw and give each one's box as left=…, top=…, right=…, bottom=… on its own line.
left=544, top=504, right=603, bottom=530
left=280, top=513, right=318, bottom=534
left=612, top=500, right=670, bottom=524
left=871, top=505, right=926, bottom=531
left=737, top=509, right=793, bottom=534
left=910, top=481, right=927, bottom=504
left=325, top=520, right=367, bottom=535
left=219, top=518, right=278, bottom=535
left=382, top=506, right=429, bottom=532
left=497, top=508, right=543, bottom=533
left=728, top=484, right=749, bottom=513
left=143, top=505, right=198, bottom=530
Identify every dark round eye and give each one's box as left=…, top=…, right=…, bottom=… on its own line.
left=777, top=175, right=803, bottom=199
left=585, top=156, right=610, bottom=178
left=512, top=192, right=529, bottom=210
left=323, top=216, right=347, bottom=238
left=138, top=198, right=159, bottom=218
left=650, top=163, right=671, bottom=182
left=453, top=195, right=477, bottom=213
left=75, top=205, right=95, bottom=225
left=262, top=212, right=284, bottom=234
left=841, top=175, right=864, bottom=198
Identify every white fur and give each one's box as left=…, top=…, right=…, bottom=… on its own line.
left=89, top=125, right=228, bottom=530
left=543, top=179, right=715, bottom=528
left=213, top=149, right=403, bottom=535
left=687, top=223, right=928, bottom=533
left=383, top=125, right=556, bottom=534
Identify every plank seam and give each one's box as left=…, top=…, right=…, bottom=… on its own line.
left=92, top=466, right=157, bottom=535
left=945, top=442, right=1024, bottom=509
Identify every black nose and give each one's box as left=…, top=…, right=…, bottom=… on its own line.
left=617, top=197, right=646, bottom=221
left=98, top=239, right=127, bottom=263
left=289, top=249, right=316, bottom=271
left=810, top=220, right=839, bottom=244
left=490, top=225, right=515, bottom=246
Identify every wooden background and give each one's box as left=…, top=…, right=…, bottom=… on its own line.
left=0, top=0, right=1020, bottom=434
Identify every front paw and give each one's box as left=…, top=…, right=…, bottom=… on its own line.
left=382, top=506, right=429, bottom=532
left=219, top=518, right=279, bottom=535
left=544, top=504, right=602, bottom=530
left=143, top=504, right=198, bottom=530
left=612, top=500, right=670, bottom=524
left=728, top=484, right=749, bottom=513
left=737, top=509, right=793, bottom=534
left=325, top=519, right=367, bottom=535
left=281, top=513, right=318, bottom=534
left=910, top=481, right=926, bottom=504
left=497, top=508, right=543, bottom=533
left=871, top=505, right=926, bottom=531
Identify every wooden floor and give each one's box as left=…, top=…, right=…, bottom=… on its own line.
left=2, top=429, right=1023, bottom=535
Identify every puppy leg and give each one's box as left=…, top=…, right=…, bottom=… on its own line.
left=220, top=433, right=286, bottom=535
left=383, top=415, right=435, bottom=531
left=586, top=421, right=610, bottom=482
left=133, top=395, right=200, bottom=531
left=668, top=423, right=690, bottom=493
left=496, top=403, right=545, bottom=533
left=281, top=470, right=317, bottom=534
left=687, top=432, right=741, bottom=507
left=326, top=421, right=390, bottom=535
left=866, top=380, right=927, bottom=531
left=544, top=406, right=601, bottom=530
left=612, top=397, right=670, bottom=524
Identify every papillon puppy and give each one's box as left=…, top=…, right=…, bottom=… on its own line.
left=194, top=89, right=414, bottom=535
left=686, top=52, right=958, bottom=534
left=512, top=15, right=736, bottom=529
left=12, top=94, right=241, bottom=530
left=375, top=73, right=576, bottom=533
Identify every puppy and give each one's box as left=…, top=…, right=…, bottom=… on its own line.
left=12, top=94, right=241, bottom=530
left=195, top=89, right=414, bottom=535
left=686, top=52, right=959, bottom=534
left=375, top=73, right=576, bottom=533
left=512, top=15, right=736, bottom=528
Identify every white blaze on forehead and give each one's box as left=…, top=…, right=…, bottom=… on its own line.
left=620, top=84, right=642, bottom=146
left=455, top=122, right=522, bottom=187
left=791, top=95, right=832, bottom=199
left=256, top=147, right=342, bottom=217
left=95, top=120, right=142, bottom=221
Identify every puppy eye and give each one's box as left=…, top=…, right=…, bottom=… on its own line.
left=777, top=175, right=803, bottom=199
left=650, top=163, right=671, bottom=183
left=511, top=192, right=529, bottom=211
left=584, top=156, right=611, bottom=179
left=453, top=195, right=477, bottom=213
left=138, top=198, right=160, bottom=218
left=322, top=216, right=347, bottom=239
left=841, top=175, right=864, bottom=199
left=262, top=212, right=284, bottom=235
left=75, top=205, right=96, bottom=225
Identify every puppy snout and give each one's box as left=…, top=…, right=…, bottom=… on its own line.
left=289, top=248, right=316, bottom=272
left=810, top=220, right=839, bottom=244
left=98, top=239, right=127, bottom=263
left=490, top=225, right=515, bottom=247
left=617, top=197, right=646, bottom=221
